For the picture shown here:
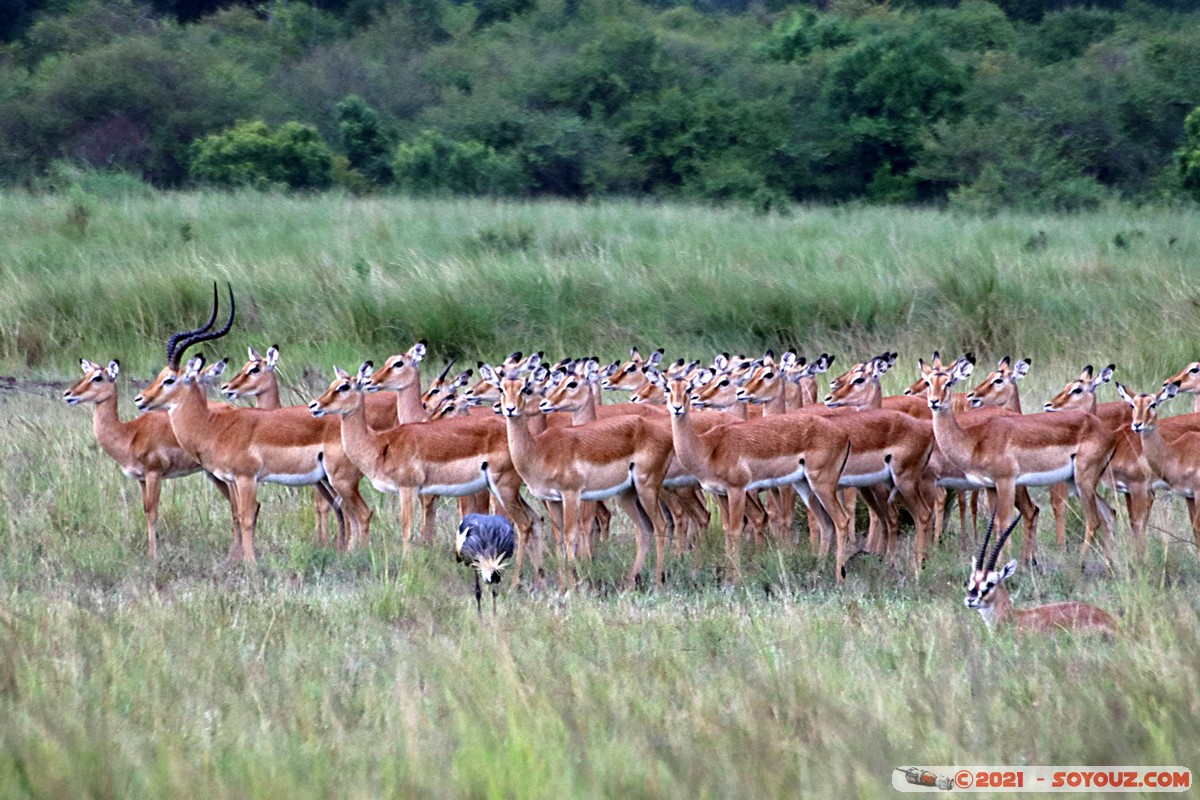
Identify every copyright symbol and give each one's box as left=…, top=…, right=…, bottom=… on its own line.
left=955, top=770, right=974, bottom=789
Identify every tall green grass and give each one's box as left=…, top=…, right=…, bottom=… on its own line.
left=2, top=190, right=1198, bottom=391
left=4, top=191, right=1200, bottom=797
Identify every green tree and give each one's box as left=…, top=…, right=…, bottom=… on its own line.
left=336, top=95, right=393, bottom=185
left=190, top=120, right=333, bottom=189
left=1178, top=107, right=1200, bottom=200
left=392, top=130, right=525, bottom=195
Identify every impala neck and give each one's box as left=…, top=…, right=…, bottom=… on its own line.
left=501, top=408, right=542, bottom=477
left=761, top=388, right=787, bottom=416
left=393, top=377, right=426, bottom=424
left=569, top=391, right=598, bottom=425
left=168, top=381, right=213, bottom=453
left=339, top=390, right=384, bottom=474
left=1136, top=423, right=1173, bottom=478
left=979, top=584, right=1013, bottom=628
left=254, top=376, right=282, bottom=410
left=667, top=403, right=712, bottom=477
left=92, top=391, right=132, bottom=462
left=930, top=404, right=977, bottom=472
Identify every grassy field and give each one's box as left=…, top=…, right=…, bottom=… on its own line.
left=2, top=189, right=1200, bottom=797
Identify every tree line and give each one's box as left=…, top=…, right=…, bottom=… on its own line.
left=2, top=0, right=1200, bottom=210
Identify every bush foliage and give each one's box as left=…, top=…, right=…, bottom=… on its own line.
left=1, top=0, right=1198, bottom=207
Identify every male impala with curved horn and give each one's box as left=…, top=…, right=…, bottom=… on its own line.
left=134, top=284, right=372, bottom=561
left=925, top=357, right=1116, bottom=563
left=966, top=513, right=1117, bottom=635
left=64, top=358, right=232, bottom=558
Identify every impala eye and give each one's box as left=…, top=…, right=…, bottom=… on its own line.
left=1071, top=387, right=1082, bottom=394
left=993, top=379, right=1003, bottom=385
left=567, top=381, right=578, bottom=388
left=1191, top=367, right=1199, bottom=374
left=91, top=374, right=103, bottom=382
left=719, top=379, right=729, bottom=387
left=163, top=378, right=176, bottom=385
left=248, top=366, right=260, bottom=374
left=337, top=384, right=349, bottom=392
left=853, top=377, right=865, bottom=385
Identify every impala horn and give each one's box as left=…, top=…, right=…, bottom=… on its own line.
left=166, top=283, right=219, bottom=367
left=985, top=514, right=1023, bottom=573
left=169, top=282, right=235, bottom=369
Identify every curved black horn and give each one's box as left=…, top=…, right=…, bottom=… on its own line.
left=437, top=358, right=456, bottom=383
left=174, top=283, right=235, bottom=367
left=975, top=510, right=997, bottom=571
left=167, top=283, right=219, bottom=367
left=985, top=516, right=1023, bottom=573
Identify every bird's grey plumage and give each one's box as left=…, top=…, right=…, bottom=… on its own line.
left=457, top=514, right=517, bottom=614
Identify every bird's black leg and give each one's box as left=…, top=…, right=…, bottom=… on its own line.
left=492, top=587, right=498, bottom=615
left=474, top=572, right=483, bottom=616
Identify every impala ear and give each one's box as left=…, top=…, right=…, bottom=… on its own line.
left=521, top=353, right=542, bottom=372
left=266, top=345, right=280, bottom=370
left=645, top=349, right=664, bottom=369
left=183, top=355, right=206, bottom=383
left=1013, top=359, right=1031, bottom=379
left=602, top=360, right=620, bottom=378
left=531, top=364, right=549, bottom=383
left=106, top=360, right=121, bottom=380
left=713, top=353, right=730, bottom=371
left=1115, top=382, right=1136, bottom=406
left=691, top=368, right=714, bottom=388
left=358, top=361, right=374, bottom=385
left=202, top=358, right=227, bottom=382
left=951, top=357, right=975, bottom=383
left=81, top=358, right=99, bottom=373
left=1096, top=364, right=1115, bottom=387
left=998, top=560, right=1017, bottom=581
left=478, top=363, right=501, bottom=387
left=248, top=346, right=262, bottom=361
left=334, top=365, right=350, bottom=380
left=998, top=356, right=1012, bottom=370
left=408, top=341, right=427, bottom=363
left=1158, top=381, right=1180, bottom=403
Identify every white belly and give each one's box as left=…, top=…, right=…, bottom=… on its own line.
left=420, top=473, right=490, bottom=497
left=1015, top=462, right=1075, bottom=487
left=838, top=466, right=892, bottom=489
left=261, top=463, right=327, bottom=486
left=582, top=474, right=634, bottom=501
left=747, top=463, right=808, bottom=492
left=662, top=475, right=699, bottom=489
left=937, top=476, right=989, bottom=490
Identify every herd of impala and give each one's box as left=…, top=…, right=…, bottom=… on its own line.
left=63, top=284, right=1200, bottom=637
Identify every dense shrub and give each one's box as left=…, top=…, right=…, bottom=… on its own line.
left=392, top=130, right=525, bottom=195
left=1179, top=108, right=1200, bottom=200
left=190, top=120, right=334, bottom=190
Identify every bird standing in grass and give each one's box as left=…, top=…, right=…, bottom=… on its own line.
left=456, top=514, right=517, bottom=614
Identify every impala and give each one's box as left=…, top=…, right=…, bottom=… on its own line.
left=1163, top=361, right=1200, bottom=413
left=965, top=513, right=1118, bottom=636
left=1117, top=381, right=1200, bottom=544
left=483, top=362, right=675, bottom=588
left=63, top=358, right=231, bottom=558
left=1045, top=365, right=1155, bottom=554
left=651, top=369, right=857, bottom=583
left=311, top=362, right=546, bottom=579
left=601, top=347, right=665, bottom=393
left=924, top=357, right=1116, bottom=564
left=134, top=285, right=373, bottom=561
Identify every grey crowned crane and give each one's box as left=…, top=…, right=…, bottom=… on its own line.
left=456, top=514, right=516, bottom=614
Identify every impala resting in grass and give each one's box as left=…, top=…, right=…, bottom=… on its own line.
left=965, top=512, right=1118, bottom=636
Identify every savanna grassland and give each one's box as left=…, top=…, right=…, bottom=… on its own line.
left=2, top=189, right=1200, bottom=798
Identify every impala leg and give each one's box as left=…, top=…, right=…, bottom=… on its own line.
left=561, top=491, right=582, bottom=589
left=140, top=473, right=162, bottom=559
left=313, top=489, right=332, bottom=548
left=614, top=489, right=655, bottom=589
left=203, top=473, right=241, bottom=561
left=1049, top=482, right=1068, bottom=551
left=722, top=488, right=746, bottom=586
left=956, top=490, right=970, bottom=553
left=931, top=485, right=946, bottom=547
left=1126, top=484, right=1152, bottom=557
left=420, top=495, right=438, bottom=547
left=802, top=466, right=850, bottom=583
left=398, top=488, right=418, bottom=557
left=315, top=479, right=346, bottom=551
left=233, top=477, right=260, bottom=564
left=1189, top=497, right=1200, bottom=548
left=990, top=481, right=1020, bottom=564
